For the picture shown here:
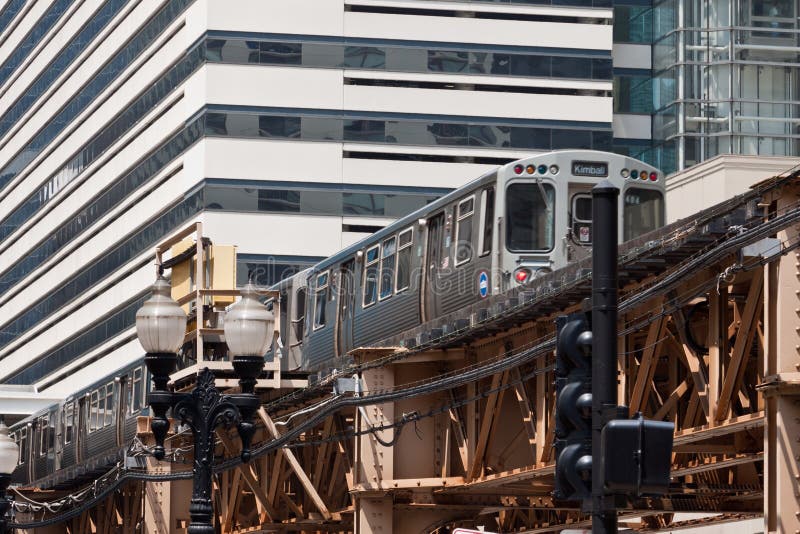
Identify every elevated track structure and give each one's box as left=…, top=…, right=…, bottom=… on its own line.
left=13, top=169, right=800, bottom=533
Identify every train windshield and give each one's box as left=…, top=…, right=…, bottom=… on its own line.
left=623, top=187, right=664, bottom=240
left=506, top=183, right=555, bottom=251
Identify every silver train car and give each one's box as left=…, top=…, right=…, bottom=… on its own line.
left=9, top=361, right=148, bottom=488
left=275, top=150, right=665, bottom=371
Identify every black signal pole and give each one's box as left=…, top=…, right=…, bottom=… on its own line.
left=591, top=180, right=619, bottom=534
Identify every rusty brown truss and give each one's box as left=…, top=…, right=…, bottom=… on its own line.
left=15, top=171, right=800, bottom=533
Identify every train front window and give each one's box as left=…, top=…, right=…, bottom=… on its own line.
left=624, top=188, right=664, bottom=241
left=506, top=183, right=555, bottom=252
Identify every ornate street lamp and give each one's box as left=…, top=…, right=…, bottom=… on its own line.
left=137, top=278, right=272, bottom=534
left=0, top=421, right=19, bottom=533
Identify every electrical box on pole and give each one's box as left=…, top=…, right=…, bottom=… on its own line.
left=554, top=312, right=593, bottom=503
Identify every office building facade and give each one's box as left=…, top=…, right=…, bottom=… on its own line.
left=614, top=0, right=800, bottom=174
left=0, top=0, right=614, bottom=396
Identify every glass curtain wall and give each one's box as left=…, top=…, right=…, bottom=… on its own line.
left=652, top=0, right=800, bottom=174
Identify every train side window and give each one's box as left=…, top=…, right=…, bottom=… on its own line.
left=105, top=383, right=114, bottom=427
left=293, top=287, right=306, bottom=340
left=130, top=368, right=143, bottom=415
left=313, top=271, right=329, bottom=330
left=363, top=245, right=380, bottom=307
left=38, top=416, right=48, bottom=457
left=379, top=237, right=396, bottom=300
left=396, top=229, right=413, bottom=293
left=479, top=188, right=495, bottom=256
left=455, top=196, right=475, bottom=265
left=90, top=390, right=99, bottom=433
left=16, top=428, right=27, bottom=464
left=571, top=194, right=592, bottom=245
left=64, top=402, right=74, bottom=445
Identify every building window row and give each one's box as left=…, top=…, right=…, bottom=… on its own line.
left=204, top=183, right=448, bottom=218
left=0, top=119, right=204, bottom=299
left=0, top=0, right=73, bottom=89
left=205, top=110, right=613, bottom=151
left=0, top=189, right=204, bottom=353
left=206, top=37, right=612, bottom=81
left=0, top=0, right=132, bottom=142
left=3, top=294, right=146, bottom=385
left=0, top=47, right=204, bottom=246
left=0, top=0, right=194, bottom=195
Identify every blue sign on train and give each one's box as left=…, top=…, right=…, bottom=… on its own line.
left=478, top=271, right=489, bottom=298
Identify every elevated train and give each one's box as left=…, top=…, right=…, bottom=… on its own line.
left=279, top=150, right=664, bottom=370
left=9, top=150, right=664, bottom=487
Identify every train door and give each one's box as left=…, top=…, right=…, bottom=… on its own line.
left=337, top=259, right=355, bottom=357
left=424, top=212, right=446, bottom=321
left=76, top=396, right=86, bottom=464
left=567, top=188, right=593, bottom=262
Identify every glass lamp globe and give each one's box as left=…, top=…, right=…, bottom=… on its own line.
left=135, top=276, right=187, bottom=354
left=0, top=421, right=18, bottom=475
left=224, top=283, right=274, bottom=357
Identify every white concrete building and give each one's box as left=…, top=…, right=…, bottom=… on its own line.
left=0, top=0, right=614, bottom=396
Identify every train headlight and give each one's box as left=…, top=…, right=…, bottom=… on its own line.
left=514, top=268, right=531, bottom=284
left=640, top=171, right=648, bottom=180
left=526, top=165, right=535, bottom=174
left=621, top=168, right=630, bottom=178
left=549, top=165, right=559, bottom=175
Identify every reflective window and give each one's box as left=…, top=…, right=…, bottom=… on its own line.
left=614, top=5, right=653, bottom=44
left=38, top=415, right=49, bottom=455
left=455, top=197, right=474, bottom=265
left=623, top=187, right=664, bottom=241
left=64, top=402, right=74, bottom=444
left=614, top=75, right=653, bottom=114
left=130, top=367, right=144, bottom=414
left=506, top=183, right=555, bottom=252
left=380, top=237, right=396, bottom=299
left=236, top=257, right=321, bottom=288
left=396, top=229, right=413, bottom=293
left=203, top=35, right=611, bottom=82
left=363, top=245, right=379, bottom=307
left=480, top=187, right=495, bottom=256
left=345, top=46, right=385, bottom=68
left=313, top=271, right=329, bottom=329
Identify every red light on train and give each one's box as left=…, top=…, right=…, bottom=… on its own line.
left=514, top=164, right=524, bottom=174
left=649, top=172, right=657, bottom=181
left=514, top=268, right=530, bottom=283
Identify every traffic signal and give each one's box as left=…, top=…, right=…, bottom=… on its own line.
left=553, top=313, right=593, bottom=502
left=601, top=414, right=674, bottom=496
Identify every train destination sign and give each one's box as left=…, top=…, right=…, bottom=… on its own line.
left=571, top=160, right=608, bottom=177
